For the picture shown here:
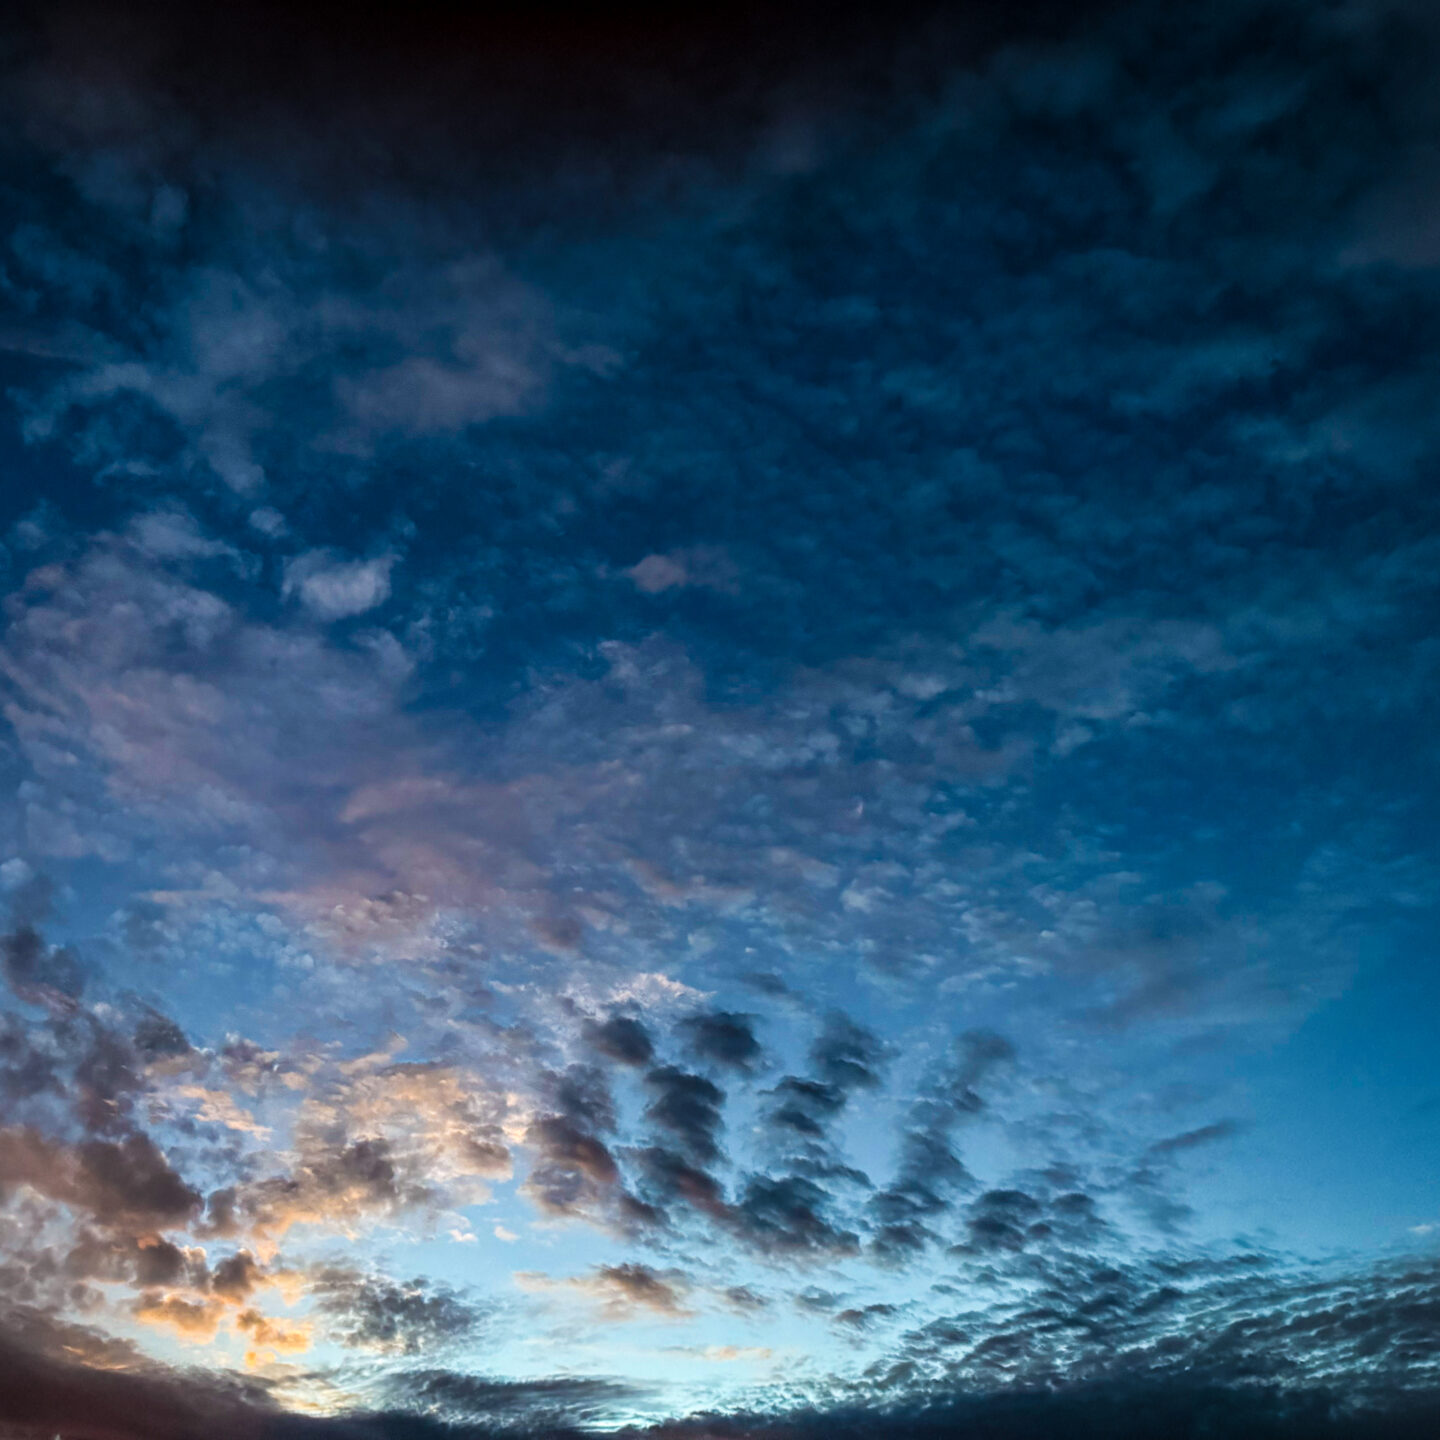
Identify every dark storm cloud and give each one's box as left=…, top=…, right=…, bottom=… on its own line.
left=134, top=1237, right=191, bottom=1287
left=0, top=1125, right=200, bottom=1233
left=721, top=1284, right=770, bottom=1312
left=0, top=1311, right=271, bottom=1440
left=0, top=1009, right=62, bottom=1106
left=6, top=1279, right=1438, bottom=1440
left=868, top=1030, right=1016, bottom=1262
left=309, top=1266, right=485, bottom=1354
left=765, top=1077, right=849, bottom=1140
left=678, top=1011, right=762, bottom=1072
left=809, top=1014, right=888, bottom=1094
left=1147, top=1119, right=1242, bottom=1155
left=133, top=1007, right=192, bottom=1060
left=0, top=1303, right=609, bottom=1438
left=835, top=1302, right=900, bottom=1330
left=1120, top=1120, right=1242, bottom=1234
left=4, top=1258, right=1438, bottom=1440
left=756, top=1013, right=888, bottom=1172
left=958, top=1188, right=1045, bottom=1253
left=542, top=1064, right=616, bottom=1134
left=625, top=1066, right=865, bottom=1254
left=883, top=1254, right=1440, bottom=1401
left=210, top=1248, right=262, bottom=1302
left=522, top=1064, right=642, bottom=1228
left=625, top=1386, right=1440, bottom=1440
left=704, top=1012, right=901, bottom=1257
left=588, top=1261, right=690, bottom=1316
left=70, top=1014, right=146, bottom=1133
left=388, top=1367, right=643, bottom=1430
left=632, top=1144, right=728, bottom=1221
left=2, top=924, right=85, bottom=1013
left=628, top=1135, right=866, bottom=1258
left=944, top=1179, right=1110, bottom=1257
left=952, top=1031, right=1017, bottom=1091
left=641, top=1067, right=726, bottom=1166
left=62, top=1228, right=204, bottom=1290
left=1042, top=1189, right=1109, bottom=1244
left=0, top=921, right=196, bottom=1140
left=583, top=1013, right=655, bottom=1068
left=724, top=1173, right=860, bottom=1259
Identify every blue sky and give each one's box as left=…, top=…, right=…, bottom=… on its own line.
left=0, top=1, right=1438, bottom=1436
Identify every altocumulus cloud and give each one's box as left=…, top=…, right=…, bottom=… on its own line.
left=0, top=0, right=1437, bottom=1436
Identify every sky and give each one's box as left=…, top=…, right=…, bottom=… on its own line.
left=0, top=0, right=1438, bottom=1436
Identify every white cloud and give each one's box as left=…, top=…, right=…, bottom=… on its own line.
left=626, top=553, right=689, bottom=593
left=283, top=551, right=395, bottom=620
left=248, top=506, right=287, bottom=537
left=624, top=546, right=738, bottom=595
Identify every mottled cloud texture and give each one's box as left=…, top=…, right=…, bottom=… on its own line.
left=0, top=0, right=1437, bottom=1435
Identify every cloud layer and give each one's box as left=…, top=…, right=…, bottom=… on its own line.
left=0, top=0, right=1438, bottom=1435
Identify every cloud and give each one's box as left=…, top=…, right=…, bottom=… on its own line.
left=0, top=517, right=421, bottom=876
left=809, top=1014, right=888, bottom=1094
left=599, top=1384, right=1440, bottom=1440
left=0, top=1310, right=274, bottom=1440
left=2, top=0, right=1440, bottom=1431
left=520, top=1261, right=692, bottom=1319
left=868, top=1028, right=1017, bottom=1260
left=60, top=1230, right=207, bottom=1298
left=834, top=1302, right=899, bottom=1330
left=133, top=1292, right=226, bottom=1343
left=668, top=1343, right=774, bottom=1362
left=171, top=1086, right=270, bottom=1138
left=633, top=1144, right=729, bottom=1223
left=721, top=1284, right=770, bottom=1311
left=308, top=1266, right=483, bottom=1354
left=2, top=924, right=86, bottom=1013
left=1147, top=1120, right=1243, bottom=1155
left=678, top=1010, right=763, bottom=1072
left=725, top=1173, right=860, bottom=1259
left=765, top=1077, right=849, bottom=1140
left=209, top=1249, right=263, bottom=1302
left=0, top=1125, right=201, bottom=1234
left=522, top=1113, right=623, bottom=1219
left=626, top=546, right=739, bottom=595
left=234, top=1306, right=311, bottom=1365
left=2, top=1310, right=1437, bottom=1440
left=282, top=550, right=395, bottom=620
left=884, top=1254, right=1440, bottom=1407
left=582, top=1012, right=656, bottom=1067
left=386, top=1368, right=644, bottom=1429
left=642, top=1066, right=727, bottom=1166
left=216, top=1059, right=512, bottom=1244
left=12, top=212, right=560, bottom=489
left=134, top=1010, right=192, bottom=1061
left=957, top=1188, right=1045, bottom=1254
left=626, top=553, right=691, bottom=593
left=520, top=1063, right=653, bottom=1230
